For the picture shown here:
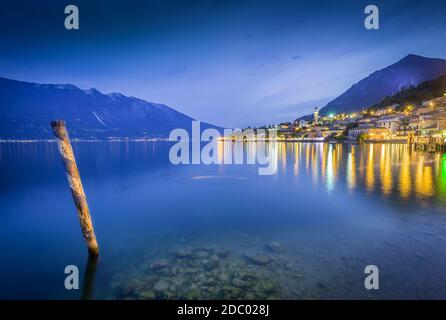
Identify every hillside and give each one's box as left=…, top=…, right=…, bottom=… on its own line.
left=318, top=54, right=446, bottom=115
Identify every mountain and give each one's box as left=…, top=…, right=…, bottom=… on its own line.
left=0, top=77, right=221, bottom=139
left=319, top=54, right=446, bottom=115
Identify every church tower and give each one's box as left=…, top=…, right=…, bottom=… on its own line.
left=314, top=107, right=319, bottom=125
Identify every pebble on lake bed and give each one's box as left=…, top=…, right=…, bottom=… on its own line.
left=243, top=254, right=272, bottom=265
left=266, top=241, right=283, bottom=252
left=112, top=245, right=284, bottom=300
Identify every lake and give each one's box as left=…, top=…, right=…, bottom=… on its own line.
left=1, top=141, right=446, bottom=299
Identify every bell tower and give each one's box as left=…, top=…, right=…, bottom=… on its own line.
left=314, top=107, right=319, bottom=125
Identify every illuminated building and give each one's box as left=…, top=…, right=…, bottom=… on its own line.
left=314, top=107, right=319, bottom=125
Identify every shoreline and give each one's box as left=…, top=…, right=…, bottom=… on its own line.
left=0, top=138, right=409, bottom=144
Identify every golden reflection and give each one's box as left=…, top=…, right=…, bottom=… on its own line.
left=380, top=145, right=393, bottom=196
left=79, top=140, right=446, bottom=205
left=358, top=145, right=365, bottom=180
left=398, top=149, right=412, bottom=199
left=311, top=144, right=318, bottom=182
left=321, top=144, right=327, bottom=178
left=305, top=144, right=310, bottom=173
left=332, top=145, right=339, bottom=180
left=415, top=155, right=424, bottom=198
left=346, top=145, right=356, bottom=190
left=415, top=156, right=434, bottom=198
left=336, top=144, right=343, bottom=169
left=365, top=144, right=375, bottom=192
left=293, top=143, right=300, bottom=177
left=281, top=142, right=287, bottom=170
left=326, top=144, right=335, bottom=192
left=217, top=140, right=224, bottom=164
left=422, top=166, right=434, bottom=197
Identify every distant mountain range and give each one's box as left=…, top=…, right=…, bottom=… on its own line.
left=3, top=54, right=446, bottom=140
left=317, top=54, right=446, bottom=116
left=0, top=77, right=221, bottom=139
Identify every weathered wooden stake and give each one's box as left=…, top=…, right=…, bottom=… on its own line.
left=81, top=255, right=98, bottom=300
left=50, top=120, right=99, bottom=257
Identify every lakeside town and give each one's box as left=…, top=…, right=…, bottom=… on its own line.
left=266, top=93, right=446, bottom=150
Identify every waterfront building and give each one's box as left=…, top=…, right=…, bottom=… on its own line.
left=294, top=119, right=308, bottom=128
left=327, top=126, right=344, bottom=137
left=279, top=122, right=293, bottom=130
left=375, top=104, right=398, bottom=115
left=348, top=127, right=389, bottom=140
left=376, top=116, right=401, bottom=134
left=416, top=105, right=434, bottom=115
left=423, top=96, right=446, bottom=109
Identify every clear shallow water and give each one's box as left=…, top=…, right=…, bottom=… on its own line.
left=1, top=141, right=446, bottom=299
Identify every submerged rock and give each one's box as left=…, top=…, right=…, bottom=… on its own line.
left=215, top=248, right=230, bottom=258
left=153, top=279, right=170, bottom=292
left=184, top=267, right=200, bottom=274
left=285, top=262, right=294, bottom=271
left=150, top=259, right=171, bottom=270
left=184, top=289, right=201, bottom=299
left=218, top=273, right=230, bottom=282
left=244, top=292, right=256, bottom=300
left=112, top=242, right=286, bottom=300
left=261, top=280, right=277, bottom=293
left=232, top=278, right=249, bottom=288
left=240, top=271, right=257, bottom=281
left=195, top=250, right=210, bottom=259
left=174, top=248, right=193, bottom=258
left=137, top=290, right=156, bottom=300
left=267, top=241, right=282, bottom=252
left=244, top=254, right=272, bottom=265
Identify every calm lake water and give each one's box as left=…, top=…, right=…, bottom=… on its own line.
left=1, top=141, right=446, bottom=299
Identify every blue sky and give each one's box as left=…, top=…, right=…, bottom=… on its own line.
left=1, top=0, right=446, bottom=127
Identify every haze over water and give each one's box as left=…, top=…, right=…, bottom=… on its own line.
left=1, top=141, right=446, bottom=299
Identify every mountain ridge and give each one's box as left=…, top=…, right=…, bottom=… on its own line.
left=316, top=54, right=446, bottom=116
left=0, top=77, right=221, bottom=139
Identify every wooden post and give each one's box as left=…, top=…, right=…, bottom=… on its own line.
left=81, top=255, right=98, bottom=300
left=50, top=120, right=99, bottom=258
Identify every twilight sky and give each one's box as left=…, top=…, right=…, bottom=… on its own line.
left=1, top=0, right=446, bottom=127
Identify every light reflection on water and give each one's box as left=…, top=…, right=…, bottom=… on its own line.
left=1, top=141, right=446, bottom=299
left=216, top=141, right=446, bottom=205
